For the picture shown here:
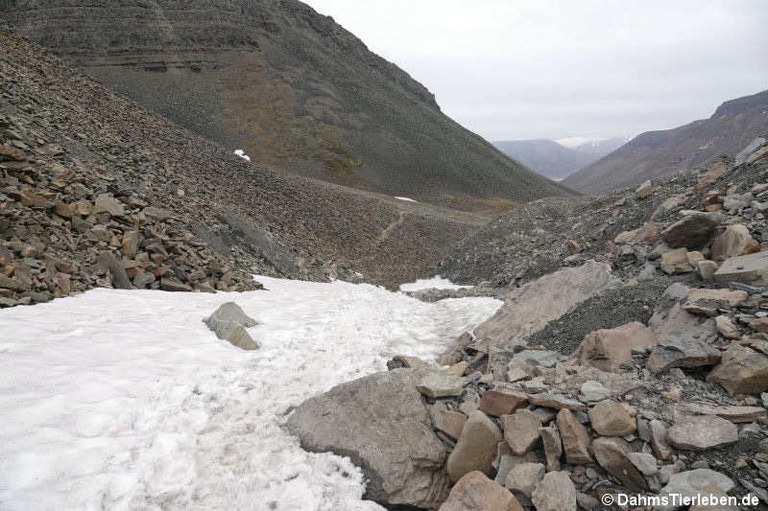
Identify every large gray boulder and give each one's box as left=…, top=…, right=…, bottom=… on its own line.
left=285, top=369, right=450, bottom=509
left=203, top=302, right=259, bottom=350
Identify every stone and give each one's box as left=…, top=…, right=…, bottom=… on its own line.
left=557, top=409, right=592, bottom=465
left=96, top=252, right=132, bottom=289
left=121, top=230, right=140, bottom=257
left=0, top=274, right=27, bottom=291
left=712, top=224, right=760, bottom=260
left=661, top=212, right=723, bottom=250
left=513, top=349, right=560, bottom=368
left=160, top=278, right=192, bottom=292
left=588, top=400, right=637, bottom=436
left=447, top=410, right=503, bottom=483
left=446, top=361, right=469, bottom=376
left=531, top=472, right=577, bottom=511
left=133, top=271, right=155, bottom=288
left=434, top=410, right=467, bottom=441
left=707, top=343, right=768, bottom=394
left=580, top=380, right=611, bottom=402
left=539, top=426, right=562, bottom=472
left=527, top=393, right=584, bottom=411
left=416, top=372, right=465, bottom=398
left=473, top=261, right=618, bottom=348
left=647, top=336, right=722, bottom=373
left=286, top=369, right=450, bottom=509
left=680, top=404, right=767, bottom=423
left=388, top=355, right=428, bottom=370
left=696, top=160, right=730, bottom=190
left=52, top=200, right=75, bottom=218
left=203, top=302, right=259, bottom=350
left=504, top=462, right=545, bottom=497
left=657, top=470, right=735, bottom=511
left=635, top=180, right=653, bottom=199
left=627, top=452, right=658, bottom=476
left=697, top=260, right=719, bottom=280
left=478, top=389, right=528, bottom=416
left=660, top=247, right=694, bottom=274
left=713, top=251, right=768, bottom=286
left=439, top=471, right=523, bottom=511
left=592, top=437, right=648, bottom=492
left=143, top=206, right=174, bottom=221
left=502, top=409, right=541, bottom=455
left=751, top=317, right=768, bottom=333
left=649, top=419, right=673, bottom=460
left=666, top=415, right=737, bottom=451
left=715, top=315, right=741, bottom=339
left=572, top=322, right=658, bottom=373
left=724, top=192, right=753, bottom=211
left=683, top=288, right=748, bottom=317
left=94, top=193, right=125, bottom=216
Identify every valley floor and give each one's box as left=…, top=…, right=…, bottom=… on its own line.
left=0, top=277, right=500, bottom=510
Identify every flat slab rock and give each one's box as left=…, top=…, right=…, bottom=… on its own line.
left=666, top=415, right=738, bottom=451
left=286, top=368, right=450, bottom=509
left=438, top=471, right=523, bottom=511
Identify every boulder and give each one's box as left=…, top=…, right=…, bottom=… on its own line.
left=592, top=437, right=648, bottom=492
left=286, top=369, right=450, bottom=509
left=647, top=336, right=722, bottom=373
left=660, top=247, right=694, bottom=274
left=661, top=212, right=723, bottom=250
left=697, top=260, right=719, bottom=280
left=635, top=180, right=653, bottom=199
left=416, top=372, right=465, bottom=398
left=588, top=400, right=636, bottom=436
left=505, top=462, right=545, bottom=497
left=502, top=410, right=541, bottom=455
left=707, top=343, right=768, bottom=394
left=203, top=302, right=259, bottom=350
left=627, top=452, right=658, bottom=476
left=572, top=322, right=658, bottom=372
left=580, top=380, right=611, bottom=402
left=713, top=251, right=768, bottom=286
left=666, top=415, right=737, bottom=451
left=657, top=470, right=735, bottom=511
left=715, top=315, right=741, bottom=339
left=94, top=193, right=125, bottom=216
left=439, top=471, right=523, bottom=511
left=682, top=288, right=748, bottom=317
left=473, top=261, right=618, bottom=348
left=531, top=472, right=577, bottom=511
left=557, top=409, right=592, bottom=465
left=478, top=389, right=528, bottom=416
left=711, top=224, right=760, bottom=260
left=447, top=410, right=503, bottom=483
left=679, top=404, right=767, bottom=423
left=433, top=410, right=467, bottom=440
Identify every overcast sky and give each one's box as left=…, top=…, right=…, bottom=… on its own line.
left=303, top=0, right=768, bottom=142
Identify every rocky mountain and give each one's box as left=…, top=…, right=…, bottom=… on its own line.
left=493, top=139, right=597, bottom=180
left=565, top=89, right=768, bottom=194
left=0, top=0, right=573, bottom=210
left=0, top=27, right=490, bottom=306
left=568, top=137, right=627, bottom=158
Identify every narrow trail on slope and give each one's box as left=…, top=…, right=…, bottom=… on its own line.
left=0, top=277, right=501, bottom=511
left=377, top=210, right=407, bottom=243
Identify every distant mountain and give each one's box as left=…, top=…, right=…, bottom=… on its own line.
left=565, top=89, right=768, bottom=193
left=493, top=139, right=596, bottom=180
left=0, top=0, right=573, bottom=210
left=570, top=138, right=628, bottom=158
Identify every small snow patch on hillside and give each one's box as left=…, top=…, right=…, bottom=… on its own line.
left=394, top=196, right=417, bottom=203
left=234, top=149, right=251, bottom=162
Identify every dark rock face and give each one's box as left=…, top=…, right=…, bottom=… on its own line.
left=1, top=0, right=573, bottom=211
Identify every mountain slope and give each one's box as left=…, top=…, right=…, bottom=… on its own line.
left=0, top=0, right=573, bottom=209
left=565, top=89, right=768, bottom=194
left=493, top=139, right=596, bottom=180
left=0, top=26, right=487, bottom=298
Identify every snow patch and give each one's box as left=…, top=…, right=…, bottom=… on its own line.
left=234, top=149, right=251, bottom=162
left=0, top=277, right=500, bottom=510
left=394, top=196, right=417, bottom=203
left=399, top=276, right=473, bottom=293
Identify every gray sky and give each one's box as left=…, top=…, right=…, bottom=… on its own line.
left=303, top=0, right=768, bottom=142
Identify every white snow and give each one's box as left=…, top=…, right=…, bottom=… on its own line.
left=0, top=276, right=500, bottom=511
left=399, top=276, right=474, bottom=293
left=554, top=136, right=605, bottom=148
left=393, top=196, right=417, bottom=203
left=234, top=149, right=251, bottom=162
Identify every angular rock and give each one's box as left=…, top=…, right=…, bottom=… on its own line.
left=697, top=260, right=719, bottom=280
left=160, top=278, right=192, bottom=292
left=649, top=419, right=673, bottom=460
left=715, top=315, right=741, bottom=339
left=286, top=369, right=450, bottom=509
left=143, top=206, right=174, bottom=221
left=513, top=349, right=560, bottom=368
left=439, top=471, right=523, bottom=511
left=573, top=322, right=658, bottom=372
left=203, top=302, right=259, bottom=350
left=505, top=462, right=545, bottom=497
left=447, top=410, right=503, bottom=483
left=667, top=415, right=737, bottom=451
left=540, top=426, right=562, bottom=472
left=528, top=393, right=584, bottom=411
left=592, top=437, right=648, bottom=492
left=473, top=261, right=618, bottom=348
left=580, top=380, right=611, bottom=402
left=707, top=343, right=768, bottom=394
left=588, top=400, right=636, bottom=436
left=433, top=410, right=467, bottom=441
left=680, top=404, right=767, bottom=423
left=647, top=336, right=722, bottom=373
left=416, top=372, right=465, bottom=398
left=658, top=469, right=735, bottom=511
left=660, top=247, right=694, bottom=274
left=478, top=389, right=528, bottom=417
left=502, top=409, right=541, bottom=455
left=94, top=193, right=125, bottom=216
left=661, top=212, right=723, bottom=250
left=627, top=452, right=658, bottom=476
left=531, top=472, right=577, bottom=511
left=96, top=252, right=132, bottom=290
left=121, top=230, right=140, bottom=257
left=683, top=288, right=748, bottom=317
left=557, top=409, right=592, bottom=465
left=713, top=251, right=768, bottom=286
left=712, top=224, right=760, bottom=260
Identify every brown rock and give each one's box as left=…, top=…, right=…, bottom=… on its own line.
left=447, top=411, right=503, bottom=483
left=680, top=404, right=767, bottom=423
left=588, top=400, right=636, bottom=436
left=661, top=212, right=723, bottom=250
left=649, top=419, right=673, bottom=460
left=697, top=260, right=719, bottom=280
left=478, top=389, right=528, bottom=417
left=94, top=193, right=125, bottom=216
left=707, top=343, right=768, bottom=394
left=540, top=426, right=562, bottom=472
left=52, top=200, right=75, bottom=218
left=750, top=317, right=768, bottom=333
left=439, top=471, right=523, bottom=511
left=667, top=415, right=737, bottom=451
left=19, top=189, right=52, bottom=209
left=160, top=278, right=192, bottom=292
left=531, top=472, right=577, bottom=511
left=121, top=231, right=140, bottom=257
left=436, top=410, right=467, bottom=441
left=573, top=322, right=658, bottom=373
left=502, top=410, right=541, bottom=455
left=711, top=224, right=760, bottom=260
left=715, top=315, right=741, bottom=339
left=660, top=247, right=694, bottom=274
left=712, top=251, right=768, bottom=286
left=527, top=393, right=584, bottom=411
left=556, top=409, right=592, bottom=465
left=683, top=288, right=748, bottom=317
left=504, top=462, right=545, bottom=498
left=696, top=160, right=729, bottom=190
left=592, top=437, right=648, bottom=492
left=647, top=336, right=722, bottom=373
